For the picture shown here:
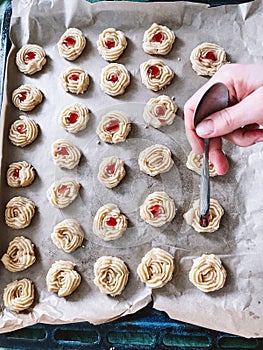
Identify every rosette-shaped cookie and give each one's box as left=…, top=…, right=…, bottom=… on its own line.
left=186, top=151, right=217, bottom=177
left=16, top=44, right=47, bottom=75
left=9, top=116, right=38, bottom=148
left=58, top=28, right=86, bottom=61
left=137, top=248, right=174, bottom=288
left=3, top=279, right=35, bottom=312
left=97, top=28, right=127, bottom=61
left=46, top=260, right=81, bottom=297
left=93, top=203, right=128, bottom=241
left=1, top=236, right=36, bottom=272
left=100, top=63, right=130, bottom=96
left=140, top=191, right=176, bottom=227
left=60, top=67, right=89, bottom=94
left=140, top=59, right=174, bottom=91
left=189, top=254, right=227, bottom=292
left=143, top=95, right=177, bottom=128
left=12, top=85, right=43, bottom=111
left=190, top=42, right=227, bottom=76
left=184, top=198, right=224, bottom=233
left=98, top=156, right=125, bottom=188
left=59, top=103, right=89, bottom=134
left=47, top=179, right=80, bottom=209
left=96, top=111, right=131, bottom=144
left=6, top=161, right=35, bottom=187
left=51, top=219, right=84, bottom=253
left=51, top=139, right=81, bottom=169
left=142, top=23, right=175, bottom=55
left=138, top=144, right=174, bottom=176
left=5, top=196, right=35, bottom=229
left=94, top=256, right=129, bottom=296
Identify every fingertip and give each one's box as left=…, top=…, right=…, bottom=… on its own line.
left=209, top=150, right=229, bottom=175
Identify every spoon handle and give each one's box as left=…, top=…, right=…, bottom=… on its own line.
left=200, top=138, right=210, bottom=218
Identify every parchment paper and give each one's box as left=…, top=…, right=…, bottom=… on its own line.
left=0, top=0, right=263, bottom=337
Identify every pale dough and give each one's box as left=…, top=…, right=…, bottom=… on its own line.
left=100, top=63, right=130, bottom=96
left=143, top=95, right=177, bottom=128
left=186, top=150, right=217, bottom=177
left=46, top=260, right=81, bottom=297
left=12, top=85, right=43, bottom=111
left=58, top=28, right=86, bottom=61
left=16, top=44, right=47, bottom=75
left=3, top=279, right=35, bottom=312
left=137, top=247, right=174, bottom=288
left=51, top=219, right=84, bottom=253
left=6, top=161, right=35, bottom=187
left=142, top=23, right=175, bottom=55
left=189, top=254, right=227, bottom=293
left=140, top=59, right=174, bottom=91
left=47, top=179, right=80, bottom=209
left=94, top=256, right=129, bottom=297
left=9, top=116, right=39, bottom=147
left=59, top=102, right=89, bottom=134
left=98, top=156, right=126, bottom=188
left=93, top=203, right=128, bottom=241
left=1, top=236, right=36, bottom=272
left=5, top=196, right=35, bottom=230
left=51, top=139, right=81, bottom=169
left=140, top=191, right=176, bottom=227
left=97, top=28, right=127, bottom=61
left=60, top=67, right=89, bottom=94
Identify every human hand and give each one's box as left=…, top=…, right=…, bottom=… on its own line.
left=184, top=63, right=263, bottom=175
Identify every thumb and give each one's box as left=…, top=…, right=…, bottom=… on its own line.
left=196, top=86, right=263, bottom=138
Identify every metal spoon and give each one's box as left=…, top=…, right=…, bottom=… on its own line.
left=193, top=82, right=229, bottom=227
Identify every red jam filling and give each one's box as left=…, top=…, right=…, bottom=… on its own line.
left=58, top=184, right=68, bottom=194
left=149, top=204, right=161, bottom=218
left=16, top=125, right=25, bottom=134
left=69, top=74, right=79, bottom=81
left=106, top=163, right=115, bottom=175
left=66, top=112, right=78, bottom=124
left=63, top=36, right=76, bottom=47
left=152, top=32, right=163, bottom=43
left=155, top=105, right=165, bottom=117
left=203, top=51, right=217, bottom=62
left=57, top=146, right=69, bottom=156
left=106, top=119, right=119, bottom=133
left=105, top=40, right=115, bottom=49
left=25, top=51, right=36, bottom=62
left=18, top=92, right=27, bottom=102
left=106, top=217, right=117, bottom=227
left=13, top=168, right=20, bottom=178
left=147, top=65, right=160, bottom=77
left=200, top=213, right=210, bottom=228
left=109, top=74, right=118, bottom=83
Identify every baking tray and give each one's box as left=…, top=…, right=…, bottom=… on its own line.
left=0, top=1, right=262, bottom=349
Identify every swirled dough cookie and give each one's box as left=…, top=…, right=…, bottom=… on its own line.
left=142, top=23, right=175, bottom=55
left=6, top=161, right=35, bottom=187
left=3, top=279, right=35, bottom=312
left=138, top=144, right=174, bottom=176
left=189, top=254, right=226, bottom=292
left=12, top=85, right=43, bottom=112
left=5, top=196, right=35, bottom=229
left=94, top=256, right=129, bottom=296
left=51, top=219, right=84, bottom=253
left=100, top=63, right=130, bottom=96
left=97, top=28, right=127, bottom=61
left=60, top=67, right=89, bottom=94
left=16, top=44, right=47, bottom=75
left=137, top=248, right=174, bottom=288
left=183, top=198, right=224, bottom=233
left=47, top=179, right=80, bottom=209
left=96, top=111, right=131, bottom=144
left=46, top=260, right=81, bottom=297
left=58, top=28, right=86, bottom=61
left=190, top=42, right=227, bottom=76
left=1, top=236, right=36, bottom=272
left=93, top=203, right=128, bottom=241
left=140, top=59, right=174, bottom=91
left=186, top=150, right=217, bottom=177
left=51, top=139, right=81, bottom=169
left=140, top=191, right=175, bottom=227
left=143, top=95, right=177, bottom=128
left=9, top=116, right=38, bottom=148
left=98, top=156, right=125, bottom=188
left=59, top=103, right=89, bottom=134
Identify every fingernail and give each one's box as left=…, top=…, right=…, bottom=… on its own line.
left=196, top=119, right=214, bottom=136
left=256, top=138, right=263, bottom=143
